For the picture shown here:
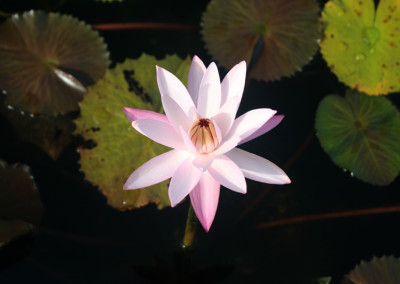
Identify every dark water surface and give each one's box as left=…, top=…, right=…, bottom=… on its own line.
left=1, top=0, right=400, bottom=283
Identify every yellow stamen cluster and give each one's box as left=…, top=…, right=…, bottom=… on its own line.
left=188, top=118, right=219, bottom=153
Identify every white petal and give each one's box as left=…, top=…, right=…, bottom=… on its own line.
left=169, top=155, right=203, bottom=207
left=189, top=171, right=220, bottom=232
left=238, top=114, right=284, bottom=145
left=212, top=134, right=241, bottom=156
left=161, top=95, right=192, bottom=131
left=193, top=153, right=215, bottom=171
left=124, top=149, right=188, bottom=190
left=227, top=108, right=277, bottom=142
left=226, top=148, right=291, bottom=184
left=156, top=66, right=196, bottom=119
left=197, top=62, right=221, bottom=118
left=179, top=126, right=197, bottom=152
left=132, top=119, right=184, bottom=149
left=211, top=96, right=240, bottom=138
left=187, top=55, right=206, bottom=107
left=208, top=155, right=246, bottom=193
left=220, top=60, right=246, bottom=106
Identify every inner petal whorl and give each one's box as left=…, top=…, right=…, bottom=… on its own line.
left=188, top=118, right=219, bottom=153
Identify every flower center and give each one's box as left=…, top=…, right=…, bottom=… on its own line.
left=188, top=118, right=219, bottom=154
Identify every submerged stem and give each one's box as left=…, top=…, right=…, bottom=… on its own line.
left=182, top=203, right=197, bottom=249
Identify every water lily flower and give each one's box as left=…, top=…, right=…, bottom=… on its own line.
left=123, top=56, right=290, bottom=231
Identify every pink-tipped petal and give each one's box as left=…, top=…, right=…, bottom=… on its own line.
left=132, top=119, right=184, bottom=149
left=220, top=61, right=246, bottom=106
left=161, top=95, right=193, bottom=131
left=208, top=155, right=246, bottom=194
left=189, top=171, right=220, bottom=232
left=227, top=108, right=277, bottom=142
left=211, top=96, right=240, bottom=138
left=123, top=107, right=169, bottom=124
left=226, top=148, right=291, bottom=184
left=169, top=155, right=203, bottom=207
left=197, top=62, right=221, bottom=118
left=124, top=149, right=187, bottom=190
left=187, top=55, right=206, bottom=106
left=238, top=115, right=284, bottom=145
left=156, top=66, right=196, bottom=119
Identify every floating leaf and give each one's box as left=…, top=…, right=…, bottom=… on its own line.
left=315, top=90, right=400, bottom=186
left=0, top=161, right=42, bottom=248
left=74, top=54, right=191, bottom=210
left=201, top=0, right=320, bottom=81
left=343, top=255, right=400, bottom=284
left=320, top=0, right=400, bottom=95
left=0, top=10, right=110, bottom=115
left=0, top=95, right=74, bottom=159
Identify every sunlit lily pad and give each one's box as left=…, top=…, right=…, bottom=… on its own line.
left=201, top=0, right=320, bottom=81
left=0, top=10, right=110, bottom=115
left=320, top=0, right=400, bottom=95
left=315, top=90, right=400, bottom=186
left=343, top=255, right=400, bottom=284
left=0, top=161, right=42, bottom=248
left=74, top=54, right=191, bottom=210
left=0, top=95, right=74, bottom=160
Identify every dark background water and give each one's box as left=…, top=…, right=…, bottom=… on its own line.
left=1, top=0, right=400, bottom=283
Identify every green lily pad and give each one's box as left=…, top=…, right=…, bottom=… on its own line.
left=202, top=0, right=320, bottom=81
left=0, top=94, right=74, bottom=160
left=0, top=10, right=110, bottom=115
left=0, top=161, right=42, bottom=248
left=315, top=90, right=400, bottom=186
left=74, top=54, right=191, bottom=210
left=320, top=0, right=400, bottom=95
left=343, top=255, right=400, bottom=284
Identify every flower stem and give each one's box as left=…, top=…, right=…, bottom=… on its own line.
left=182, top=203, right=197, bottom=249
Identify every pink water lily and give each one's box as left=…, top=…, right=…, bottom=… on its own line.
left=123, top=56, right=290, bottom=231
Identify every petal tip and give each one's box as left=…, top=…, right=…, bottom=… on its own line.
left=192, top=55, right=201, bottom=62
left=197, top=216, right=212, bottom=232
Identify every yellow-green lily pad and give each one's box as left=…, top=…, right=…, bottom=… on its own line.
left=320, top=0, right=400, bottom=95
left=315, top=90, right=400, bottom=186
left=0, top=10, right=110, bottom=115
left=201, top=0, right=320, bottom=81
left=0, top=161, right=42, bottom=248
left=74, top=54, right=191, bottom=210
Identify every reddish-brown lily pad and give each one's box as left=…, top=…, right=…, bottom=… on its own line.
left=201, top=0, right=320, bottom=81
left=343, top=255, right=400, bottom=284
left=0, top=161, right=42, bottom=248
left=0, top=10, right=110, bottom=115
